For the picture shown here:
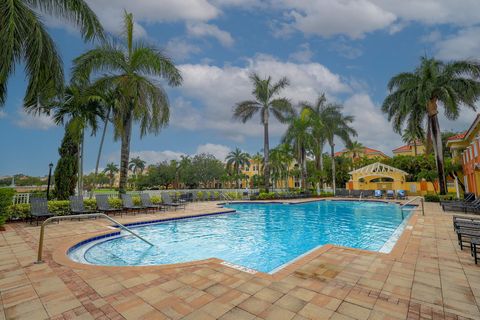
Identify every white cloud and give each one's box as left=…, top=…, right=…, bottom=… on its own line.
left=165, top=38, right=202, bottom=61
left=187, top=22, right=234, bottom=47
left=15, top=109, right=56, bottom=130
left=171, top=54, right=350, bottom=142
left=342, top=93, right=401, bottom=155
left=130, top=150, right=186, bottom=165
left=434, top=27, right=480, bottom=60
left=289, top=43, right=313, bottom=63
left=196, top=143, right=231, bottom=160
left=330, top=40, right=363, bottom=59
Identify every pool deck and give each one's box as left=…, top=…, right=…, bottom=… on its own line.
left=0, top=199, right=479, bottom=320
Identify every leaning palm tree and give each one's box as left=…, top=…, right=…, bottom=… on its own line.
left=226, top=148, right=250, bottom=188
left=282, top=111, right=312, bottom=190
left=103, top=163, right=119, bottom=188
left=382, top=57, right=480, bottom=194
left=50, top=83, right=104, bottom=195
left=72, top=11, right=182, bottom=194
left=323, top=106, right=357, bottom=194
left=233, top=73, right=294, bottom=192
left=0, top=0, right=103, bottom=110
left=129, top=157, right=146, bottom=177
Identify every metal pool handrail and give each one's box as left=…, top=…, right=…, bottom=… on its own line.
left=400, top=196, right=425, bottom=216
left=36, top=213, right=154, bottom=264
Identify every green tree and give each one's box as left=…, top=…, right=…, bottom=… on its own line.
left=1, top=0, right=103, bottom=109
left=54, top=129, right=80, bottom=199
left=103, top=163, right=119, bottom=188
left=402, top=125, right=425, bottom=156
left=233, top=73, right=294, bottom=192
left=189, top=154, right=226, bottom=188
left=72, top=11, right=182, bottom=194
left=226, top=148, right=250, bottom=188
left=51, top=84, right=103, bottom=195
left=382, top=57, right=480, bottom=194
left=345, top=141, right=364, bottom=160
left=282, top=111, right=311, bottom=190
left=129, top=157, right=146, bottom=176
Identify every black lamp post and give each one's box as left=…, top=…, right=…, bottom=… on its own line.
left=46, top=163, right=53, bottom=200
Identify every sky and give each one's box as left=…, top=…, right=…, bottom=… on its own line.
left=1, top=0, right=480, bottom=176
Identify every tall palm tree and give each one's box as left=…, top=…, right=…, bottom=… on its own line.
left=50, top=83, right=104, bottom=195
left=226, top=148, right=250, bottom=188
left=129, top=157, right=146, bottom=176
left=402, top=125, right=425, bottom=156
left=1, top=0, right=103, bottom=110
left=323, top=105, right=357, bottom=194
left=345, top=141, right=364, bottom=160
left=103, top=163, right=119, bottom=188
left=282, top=110, right=311, bottom=190
left=73, top=11, right=182, bottom=194
left=382, top=57, right=480, bottom=194
left=233, top=73, right=294, bottom=192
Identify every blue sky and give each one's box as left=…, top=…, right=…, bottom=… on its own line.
left=1, top=0, right=480, bottom=176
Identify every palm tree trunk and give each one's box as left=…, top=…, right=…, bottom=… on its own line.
left=330, top=143, right=336, bottom=195
left=263, top=114, right=270, bottom=193
left=429, top=113, right=447, bottom=195
left=78, top=128, right=85, bottom=196
left=93, top=107, right=110, bottom=196
left=414, top=143, right=418, bottom=156
left=301, top=146, right=307, bottom=190
left=119, top=111, right=133, bottom=194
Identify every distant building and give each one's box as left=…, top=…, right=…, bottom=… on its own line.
left=392, top=140, right=426, bottom=156
left=334, top=147, right=390, bottom=160
left=447, top=115, right=480, bottom=196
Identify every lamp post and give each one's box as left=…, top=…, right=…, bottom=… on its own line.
left=46, top=163, right=53, bottom=200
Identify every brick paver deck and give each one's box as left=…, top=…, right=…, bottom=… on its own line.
left=0, top=199, right=479, bottom=319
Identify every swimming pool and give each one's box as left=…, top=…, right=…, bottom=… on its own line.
left=68, top=200, right=413, bottom=273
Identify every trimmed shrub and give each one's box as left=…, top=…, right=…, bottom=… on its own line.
left=318, top=192, right=334, bottom=198
left=424, top=194, right=440, bottom=202
left=0, top=188, right=15, bottom=227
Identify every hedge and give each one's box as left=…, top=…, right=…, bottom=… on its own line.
left=0, top=188, right=16, bottom=227
left=5, top=195, right=162, bottom=221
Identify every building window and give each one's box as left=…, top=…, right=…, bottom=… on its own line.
left=474, top=143, right=479, bottom=158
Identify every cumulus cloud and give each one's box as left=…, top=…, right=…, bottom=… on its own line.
left=129, top=150, right=186, bottom=165
left=165, top=38, right=202, bottom=61
left=196, top=143, right=231, bottom=160
left=186, top=22, right=234, bottom=47
left=170, top=54, right=350, bottom=142
left=15, top=109, right=56, bottom=130
left=434, top=27, right=480, bottom=60
left=289, top=43, right=314, bottom=63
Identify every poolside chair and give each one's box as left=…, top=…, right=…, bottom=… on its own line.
left=374, top=190, right=383, bottom=199
left=29, top=198, right=55, bottom=226
left=95, top=195, right=123, bottom=216
left=121, top=194, right=146, bottom=215
left=162, top=193, right=185, bottom=210
left=335, top=189, right=348, bottom=197
left=351, top=190, right=362, bottom=198
left=386, top=190, right=395, bottom=199
left=396, top=190, right=407, bottom=200
left=442, top=198, right=480, bottom=213
left=440, top=193, right=475, bottom=206
left=363, top=190, right=374, bottom=198
left=69, top=196, right=97, bottom=216
left=140, top=193, right=164, bottom=213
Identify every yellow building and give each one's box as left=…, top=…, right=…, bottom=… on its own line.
left=392, top=141, right=426, bottom=156
left=240, top=158, right=298, bottom=189
left=335, top=147, right=390, bottom=160
left=447, top=114, right=480, bottom=197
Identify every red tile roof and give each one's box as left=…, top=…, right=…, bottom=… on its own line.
left=335, top=147, right=388, bottom=158
left=392, top=145, right=411, bottom=153
left=447, top=132, right=466, bottom=141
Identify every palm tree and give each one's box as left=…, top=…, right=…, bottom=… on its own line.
left=382, top=57, right=480, bottom=194
left=1, top=0, right=103, bottom=110
left=323, top=106, right=357, bottom=194
left=345, top=141, right=364, bottom=160
left=72, top=11, right=182, bottom=194
left=129, top=157, right=146, bottom=177
left=50, top=83, right=104, bottom=195
left=226, top=148, right=250, bottom=188
left=402, top=125, right=425, bottom=156
left=233, top=73, right=294, bottom=192
left=103, top=163, right=119, bottom=188
left=282, top=110, right=311, bottom=190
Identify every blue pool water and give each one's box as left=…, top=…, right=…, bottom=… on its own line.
left=68, top=201, right=413, bottom=273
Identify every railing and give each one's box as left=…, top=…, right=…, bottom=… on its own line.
left=400, top=196, right=425, bottom=216
left=36, top=213, right=154, bottom=264
left=359, top=192, right=364, bottom=202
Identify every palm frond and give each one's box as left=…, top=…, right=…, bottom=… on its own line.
left=233, top=100, right=261, bottom=123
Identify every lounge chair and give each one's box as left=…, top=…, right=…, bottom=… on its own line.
left=456, top=227, right=480, bottom=250
left=162, top=193, right=185, bottom=210
left=442, top=198, right=480, bottom=213
left=121, top=194, right=147, bottom=215
left=351, top=190, right=362, bottom=198
left=440, top=193, right=475, bottom=206
left=95, top=195, right=123, bottom=216
left=374, top=190, right=383, bottom=199
left=29, top=198, right=55, bottom=226
left=140, top=193, right=164, bottom=213
left=396, top=190, right=407, bottom=200
left=335, top=189, right=349, bottom=197
left=69, top=196, right=97, bottom=216
left=386, top=190, right=395, bottom=199
left=363, top=190, right=374, bottom=198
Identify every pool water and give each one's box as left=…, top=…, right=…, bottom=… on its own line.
left=68, top=200, right=413, bottom=273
